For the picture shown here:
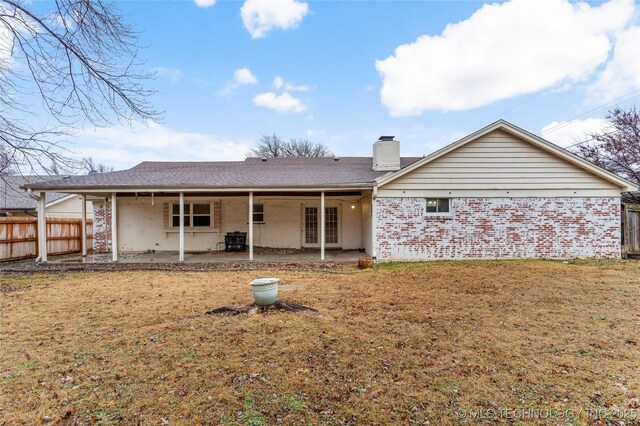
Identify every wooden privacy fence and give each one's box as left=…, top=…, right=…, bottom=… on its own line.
left=624, top=204, right=640, bottom=258
left=0, top=217, right=93, bottom=261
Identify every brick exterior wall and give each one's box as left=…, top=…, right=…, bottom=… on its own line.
left=376, top=197, right=621, bottom=260
left=92, top=201, right=111, bottom=253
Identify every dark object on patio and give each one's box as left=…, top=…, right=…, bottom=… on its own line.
left=358, top=257, right=375, bottom=269
left=206, top=300, right=321, bottom=316
left=225, top=232, right=247, bottom=252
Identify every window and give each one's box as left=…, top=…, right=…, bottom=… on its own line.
left=425, top=198, right=450, bottom=214
left=192, top=203, right=211, bottom=227
left=304, top=206, right=339, bottom=246
left=304, top=207, right=318, bottom=244
left=325, top=207, right=338, bottom=244
left=172, top=203, right=211, bottom=227
left=252, top=204, right=264, bottom=223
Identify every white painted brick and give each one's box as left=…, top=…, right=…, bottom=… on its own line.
left=92, top=201, right=111, bottom=253
left=375, top=197, right=620, bottom=260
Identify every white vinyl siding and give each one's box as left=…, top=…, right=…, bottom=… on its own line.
left=45, top=195, right=94, bottom=219
left=379, top=129, right=622, bottom=197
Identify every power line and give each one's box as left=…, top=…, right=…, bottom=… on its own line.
left=562, top=129, right=620, bottom=149
left=541, top=89, right=640, bottom=136
left=478, top=53, right=612, bottom=128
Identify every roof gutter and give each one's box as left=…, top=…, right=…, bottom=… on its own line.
left=26, top=188, right=40, bottom=202
left=20, top=184, right=376, bottom=193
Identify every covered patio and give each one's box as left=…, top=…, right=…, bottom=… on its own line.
left=28, top=188, right=374, bottom=264
left=21, top=157, right=390, bottom=264
left=51, top=249, right=366, bottom=264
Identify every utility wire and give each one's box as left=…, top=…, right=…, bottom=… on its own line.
left=478, top=53, right=611, bottom=128
left=559, top=128, right=622, bottom=150
left=541, top=89, right=640, bottom=135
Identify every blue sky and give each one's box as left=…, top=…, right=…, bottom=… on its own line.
left=67, top=0, right=640, bottom=169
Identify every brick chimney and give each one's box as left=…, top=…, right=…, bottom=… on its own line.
left=373, top=136, right=400, bottom=171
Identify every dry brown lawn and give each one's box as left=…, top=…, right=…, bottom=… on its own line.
left=1, top=260, right=639, bottom=425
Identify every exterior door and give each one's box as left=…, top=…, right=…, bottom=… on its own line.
left=303, top=207, right=319, bottom=246
left=303, top=206, right=340, bottom=247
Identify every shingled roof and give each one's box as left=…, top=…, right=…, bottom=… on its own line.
left=2, top=175, right=71, bottom=210
left=22, top=157, right=422, bottom=191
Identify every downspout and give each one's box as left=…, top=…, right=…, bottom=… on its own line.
left=26, top=189, right=42, bottom=262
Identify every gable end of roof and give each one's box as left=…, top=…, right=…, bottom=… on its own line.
left=376, top=120, right=639, bottom=192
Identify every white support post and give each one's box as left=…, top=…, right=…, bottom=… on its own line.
left=111, top=193, right=118, bottom=262
left=248, top=192, right=254, bottom=261
left=81, top=194, right=87, bottom=257
left=320, top=191, right=325, bottom=260
left=179, top=192, right=185, bottom=262
left=371, top=187, right=377, bottom=260
left=38, top=192, right=47, bottom=263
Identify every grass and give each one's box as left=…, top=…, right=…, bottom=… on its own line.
left=1, top=260, right=639, bottom=424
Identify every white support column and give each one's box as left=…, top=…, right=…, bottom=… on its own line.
left=81, top=194, right=87, bottom=257
left=38, top=192, right=47, bottom=263
left=111, top=193, right=118, bottom=262
left=371, top=187, right=377, bottom=260
left=179, top=192, right=185, bottom=262
left=248, top=192, right=254, bottom=261
left=320, top=191, right=325, bottom=260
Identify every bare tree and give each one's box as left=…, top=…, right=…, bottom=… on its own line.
left=0, top=0, right=157, bottom=176
left=44, top=161, right=63, bottom=176
left=0, top=144, right=13, bottom=175
left=283, top=138, right=333, bottom=157
left=574, top=106, right=640, bottom=185
left=249, top=134, right=333, bottom=158
left=80, top=156, right=114, bottom=174
left=249, top=135, right=286, bottom=158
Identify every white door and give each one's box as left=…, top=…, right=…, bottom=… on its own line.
left=302, top=206, right=340, bottom=248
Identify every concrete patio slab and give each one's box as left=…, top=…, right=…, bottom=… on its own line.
left=53, top=249, right=366, bottom=264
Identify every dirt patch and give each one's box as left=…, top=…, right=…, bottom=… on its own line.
left=206, top=300, right=321, bottom=316
left=1, top=260, right=639, bottom=424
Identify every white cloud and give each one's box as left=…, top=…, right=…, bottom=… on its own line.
left=193, top=0, right=216, bottom=8
left=252, top=91, right=306, bottom=113
left=74, top=121, right=250, bottom=169
left=541, top=118, right=612, bottom=148
left=376, top=0, right=636, bottom=116
left=153, top=67, right=184, bottom=83
left=219, top=67, right=258, bottom=95
left=273, top=75, right=308, bottom=91
left=589, top=25, right=640, bottom=104
left=234, top=68, right=258, bottom=85
left=241, top=0, right=309, bottom=39
left=285, top=83, right=308, bottom=92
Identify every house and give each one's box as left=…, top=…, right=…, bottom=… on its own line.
left=22, top=120, right=638, bottom=263
left=1, top=175, right=93, bottom=219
